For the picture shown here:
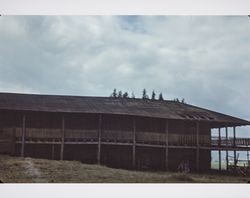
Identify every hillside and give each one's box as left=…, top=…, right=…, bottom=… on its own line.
left=0, top=155, right=249, bottom=183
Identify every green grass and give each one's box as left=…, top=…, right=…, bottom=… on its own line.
left=0, top=155, right=249, bottom=183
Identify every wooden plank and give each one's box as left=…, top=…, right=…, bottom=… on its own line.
left=21, top=114, right=26, bottom=157
left=60, top=115, right=65, bottom=160
left=200, top=146, right=250, bottom=151
left=102, top=142, right=131, bottom=146
left=132, top=116, right=136, bottom=169
left=196, top=121, right=200, bottom=172
left=225, top=126, right=228, bottom=170
left=165, top=119, right=169, bottom=171
left=136, top=143, right=164, bottom=148
left=97, top=114, right=102, bottom=165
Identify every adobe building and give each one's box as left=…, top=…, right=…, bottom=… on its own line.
left=0, top=92, right=249, bottom=172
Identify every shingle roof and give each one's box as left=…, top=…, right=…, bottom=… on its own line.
left=0, top=92, right=249, bottom=126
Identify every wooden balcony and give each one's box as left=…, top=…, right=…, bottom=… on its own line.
left=1, top=127, right=249, bottom=149
left=211, top=136, right=250, bottom=147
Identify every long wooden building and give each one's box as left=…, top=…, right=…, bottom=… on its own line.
left=0, top=92, right=249, bottom=172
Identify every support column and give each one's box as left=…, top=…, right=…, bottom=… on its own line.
left=132, top=116, right=136, bottom=169
left=60, top=115, right=65, bottom=160
left=247, top=150, right=250, bottom=167
left=21, top=114, right=26, bottom=157
left=218, top=128, right=221, bottom=171
left=196, top=121, right=200, bottom=172
left=233, top=126, right=237, bottom=170
left=97, top=114, right=102, bottom=165
left=51, top=144, right=55, bottom=160
left=225, top=126, right=229, bottom=171
left=165, top=119, right=169, bottom=171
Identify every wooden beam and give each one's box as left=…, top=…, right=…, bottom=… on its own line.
left=233, top=126, right=237, bottom=170
left=247, top=150, right=249, bottom=166
left=233, top=126, right=236, bottom=147
left=60, top=115, right=65, bottom=160
left=21, top=114, right=26, bottom=157
left=165, top=119, right=169, bottom=171
left=218, top=128, right=221, bottom=171
left=51, top=143, right=55, bottom=160
left=97, top=114, right=102, bottom=165
left=196, top=121, right=200, bottom=172
left=225, top=126, right=228, bottom=171
left=132, top=116, right=136, bottom=169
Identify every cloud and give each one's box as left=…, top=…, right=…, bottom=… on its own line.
left=0, top=16, right=250, bottom=129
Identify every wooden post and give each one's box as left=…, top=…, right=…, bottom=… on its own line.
left=247, top=150, right=250, bottom=167
left=218, top=128, right=221, bottom=171
left=97, top=114, right=102, bottom=165
left=21, top=114, right=26, bottom=157
left=132, top=116, right=136, bottom=169
left=60, top=115, right=65, bottom=160
left=165, top=119, right=169, bottom=171
left=51, top=144, right=55, bottom=160
left=233, top=126, right=236, bottom=170
left=196, top=121, right=200, bottom=172
left=225, top=126, right=228, bottom=171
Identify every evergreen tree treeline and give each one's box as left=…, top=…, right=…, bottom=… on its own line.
left=174, top=98, right=186, bottom=103
left=110, top=88, right=166, bottom=101
left=110, top=89, right=186, bottom=103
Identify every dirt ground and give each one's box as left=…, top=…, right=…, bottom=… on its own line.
left=0, top=155, right=249, bottom=183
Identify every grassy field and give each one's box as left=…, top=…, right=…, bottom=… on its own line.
left=0, top=155, right=249, bottom=183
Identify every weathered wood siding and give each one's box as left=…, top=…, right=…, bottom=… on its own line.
left=0, top=110, right=214, bottom=172
left=102, top=130, right=133, bottom=142
left=0, top=127, right=15, bottom=154
left=65, top=129, right=98, bottom=140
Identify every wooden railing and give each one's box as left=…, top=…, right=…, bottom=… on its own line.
left=1, top=127, right=249, bottom=147
left=65, top=129, right=98, bottom=141
left=211, top=137, right=250, bottom=147
left=136, top=132, right=165, bottom=144
left=14, top=128, right=98, bottom=141
left=102, top=130, right=132, bottom=142
left=0, top=128, right=15, bottom=154
left=15, top=128, right=62, bottom=140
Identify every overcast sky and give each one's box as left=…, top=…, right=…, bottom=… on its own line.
left=0, top=16, right=250, bottom=132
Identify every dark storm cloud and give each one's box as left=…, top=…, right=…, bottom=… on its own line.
left=0, top=16, right=249, bottom=130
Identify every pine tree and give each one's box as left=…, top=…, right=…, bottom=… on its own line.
left=131, top=92, right=135, bottom=99
left=181, top=98, right=185, bottom=103
left=118, top=90, right=123, bottom=98
left=123, top=92, right=129, bottom=98
left=142, top=89, right=148, bottom=100
left=159, top=93, right=164, bottom=100
left=174, top=98, right=180, bottom=102
left=111, top=88, right=117, bottom=98
left=151, top=90, right=156, bottom=100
